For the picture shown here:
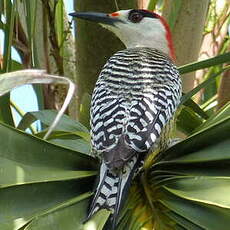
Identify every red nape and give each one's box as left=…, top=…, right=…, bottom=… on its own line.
left=157, top=15, right=176, bottom=61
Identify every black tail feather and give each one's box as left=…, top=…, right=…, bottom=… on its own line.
left=87, top=155, right=140, bottom=229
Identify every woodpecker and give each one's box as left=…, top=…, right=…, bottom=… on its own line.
left=70, top=9, right=181, bottom=229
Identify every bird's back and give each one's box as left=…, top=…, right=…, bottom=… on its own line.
left=91, top=47, right=181, bottom=171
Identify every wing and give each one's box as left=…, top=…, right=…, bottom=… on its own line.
left=90, top=85, right=127, bottom=152
left=124, top=52, right=182, bottom=152
left=125, top=85, right=178, bottom=152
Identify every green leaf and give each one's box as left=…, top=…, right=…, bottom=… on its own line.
left=163, top=177, right=230, bottom=209
left=144, top=113, right=230, bottom=229
left=11, top=60, right=22, bottom=70
left=165, top=0, right=182, bottom=31
left=83, top=209, right=111, bottom=230
left=159, top=189, right=230, bottom=230
left=176, top=106, right=203, bottom=135
left=180, top=66, right=230, bottom=106
left=0, top=121, right=97, bottom=230
left=178, top=52, right=230, bottom=74
left=152, top=142, right=230, bottom=179
left=156, top=116, right=230, bottom=163
left=55, top=0, right=64, bottom=55
left=195, top=102, right=230, bottom=132
left=0, top=121, right=96, bottom=171
left=18, top=110, right=88, bottom=133
left=24, top=193, right=92, bottom=230
left=183, top=98, right=209, bottom=119
left=0, top=0, right=16, bottom=125
left=0, top=182, right=93, bottom=230
left=24, top=0, right=37, bottom=64
left=0, top=153, right=96, bottom=188
left=49, top=135, right=91, bottom=154
left=0, top=94, right=14, bottom=126
left=147, top=0, right=160, bottom=11
left=36, top=130, right=90, bottom=142
left=164, top=210, right=203, bottom=230
left=2, top=0, right=15, bottom=72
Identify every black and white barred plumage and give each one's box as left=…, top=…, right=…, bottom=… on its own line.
left=88, top=47, right=181, bottom=228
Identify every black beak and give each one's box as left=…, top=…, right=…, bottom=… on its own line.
left=69, top=11, right=122, bottom=25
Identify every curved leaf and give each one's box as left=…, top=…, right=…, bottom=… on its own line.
left=0, top=181, right=94, bottom=230
left=0, top=122, right=96, bottom=171
left=178, top=52, right=230, bottom=74
left=0, top=154, right=96, bottom=187
left=18, top=110, right=89, bottom=133
left=24, top=193, right=91, bottom=230
left=163, top=177, right=230, bottom=209
left=180, top=66, right=230, bottom=106
left=83, top=209, right=111, bottom=230
left=159, top=190, right=230, bottom=230
left=156, top=117, right=230, bottom=162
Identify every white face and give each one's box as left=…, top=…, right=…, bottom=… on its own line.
left=100, top=9, right=169, bottom=56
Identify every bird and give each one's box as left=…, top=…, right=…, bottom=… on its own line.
left=70, top=9, right=182, bottom=229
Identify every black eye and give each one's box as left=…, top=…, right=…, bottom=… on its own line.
left=128, top=11, right=143, bottom=23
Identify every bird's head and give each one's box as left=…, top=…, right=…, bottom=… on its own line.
left=70, top=9, right=175, bottom=60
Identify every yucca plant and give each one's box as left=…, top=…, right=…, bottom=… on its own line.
left=0, top=0, right=230, bottom=230
left=0, top=69, right=229, bottom=230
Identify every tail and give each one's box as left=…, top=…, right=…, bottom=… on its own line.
left=87, top=154, right=140, bottom=229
